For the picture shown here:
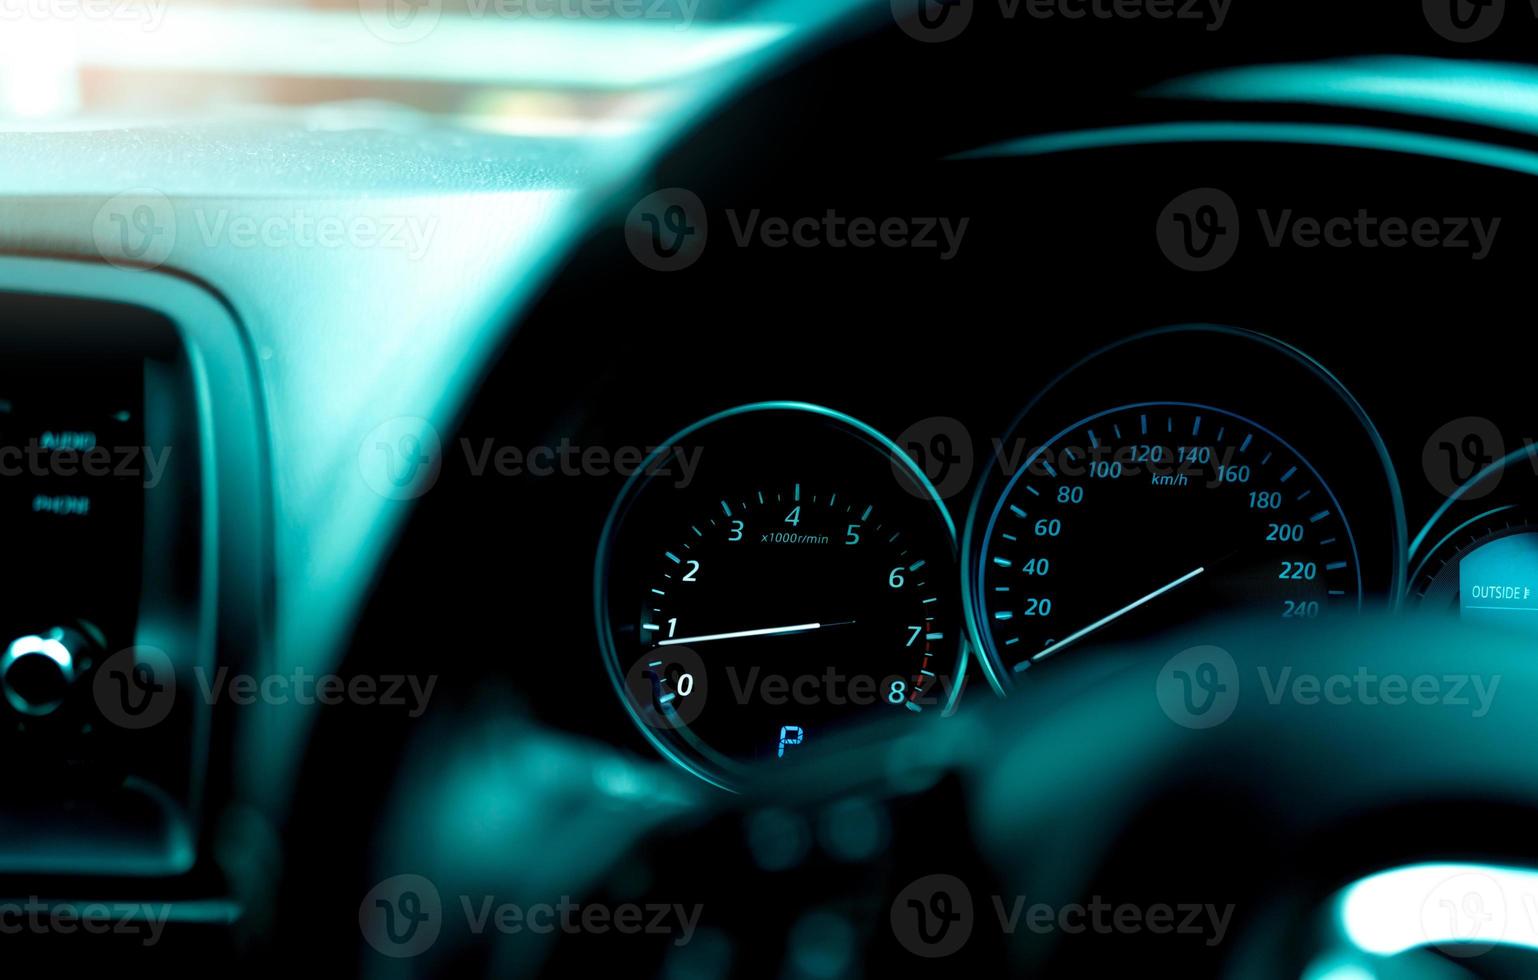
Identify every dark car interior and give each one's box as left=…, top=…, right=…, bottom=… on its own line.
left=6, top=1, right=1538, bottom=976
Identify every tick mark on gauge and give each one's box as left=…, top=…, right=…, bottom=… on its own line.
left=720, top=500, right=732, bottom=517
left=1280, top=466, right=1296, bottom=483
left=666, top=552, right=681, bottom=564
left=1326, top=561, right=1347, bottom=570
left=1310, top=510, right=1331, bottom=523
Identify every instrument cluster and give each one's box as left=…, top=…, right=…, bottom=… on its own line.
left=594, top=325, right=1419, bottom=787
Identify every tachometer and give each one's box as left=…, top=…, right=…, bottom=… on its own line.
left=596, top=403, right=966, bottom=789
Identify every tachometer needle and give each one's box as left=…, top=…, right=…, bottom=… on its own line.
left=1022, top=566, right=1205, bottom=669
left=657, top=621, right=853, bottom=647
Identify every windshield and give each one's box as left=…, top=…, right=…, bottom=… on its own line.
left=0, top=0, right=796, bottom=135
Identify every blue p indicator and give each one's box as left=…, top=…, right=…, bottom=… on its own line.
left=777, top=725, right=805, bottom=758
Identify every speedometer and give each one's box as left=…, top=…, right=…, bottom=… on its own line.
left=970, top=401, right=1364, bottom=677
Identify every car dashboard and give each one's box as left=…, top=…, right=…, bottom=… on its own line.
left=6, top=2, right=1538, bottom=977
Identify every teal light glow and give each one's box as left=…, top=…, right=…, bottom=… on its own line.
left=1412, top=446, right=1538, bottom=559
left=788, top=909, right=856, bottom=979
left=1339, top=862, right=1538, bottom=956
left=954, top=121, right=1538, bottom=179
left=6, top=631, right=72, bottom=670
left=1152, top=58, right=1538, bottom=140
left=0, top=630, right=75, bottom=716
left=1407, top=505, right=1515, bottom=585
left=1302, top=960, right=1376, bottom=980
left=0, top=897, right=241, bottom=925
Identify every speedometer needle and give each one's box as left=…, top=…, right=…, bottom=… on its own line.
left=1021, top=566, right=1205, bottom=669
left=657, top=621, right=854, bottom=647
